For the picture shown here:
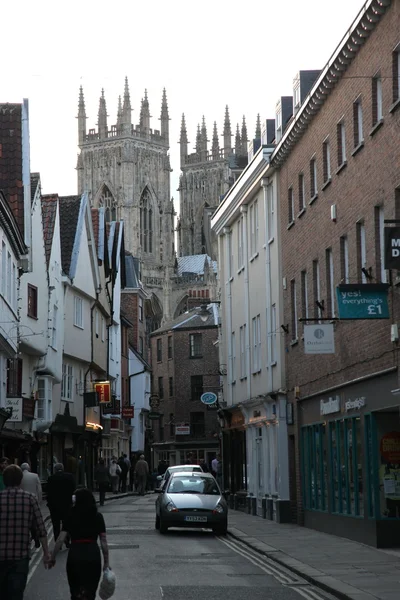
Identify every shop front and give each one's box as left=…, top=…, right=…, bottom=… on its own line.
left=300, top=368, right=400, bottom=547
left=222, top=408, right=247, bottom=495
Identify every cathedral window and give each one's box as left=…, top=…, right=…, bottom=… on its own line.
left=99, top=186, right=117, bottom=223
left=140, top=188, right=153, bottom=254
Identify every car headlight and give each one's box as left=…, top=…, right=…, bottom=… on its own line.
left=166, top=500, right=179, bottom=512
left=212, top=503, right=225, bottom=514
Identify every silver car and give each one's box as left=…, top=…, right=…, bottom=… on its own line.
left=156, top=464, right=203, bottom=492
left=155, top=471, right=228, bottom=535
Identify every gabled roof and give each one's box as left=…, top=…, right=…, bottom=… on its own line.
left=152, top=304, right=218, bottom=335
left=177, top=254, right=217, bottom=277
left=0, top=103, right=25, bottom=238
left=59, top=195, right=81, bottom=276
left=41, top=194, right=58, bottom=269
left=125, top=254, right=141, bottom=288
left=30, top=173, right=40, bottom=205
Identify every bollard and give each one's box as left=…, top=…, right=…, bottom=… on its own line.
left=262, top=497, right=267, bottom=519
left=247, top=496, right=252, bottom=514
left=267, top=498, right=273, bottom=520
left=234, top=493, right=239, bottom=510
left=251, top=496, right=257, bottom=516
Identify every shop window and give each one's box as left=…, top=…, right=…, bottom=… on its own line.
left=375, top=414, right=400, bottom=519
left=302, top=423, right=327, bottom=511
left=28, top=284, right=38, bottom=319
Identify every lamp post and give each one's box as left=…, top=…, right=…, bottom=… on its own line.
left=0, top=407, right=13, bottom=433
left=198, top=301, right=221, bottom=323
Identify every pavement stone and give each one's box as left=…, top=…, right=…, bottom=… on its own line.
left=227, top=509, right=400, bottom=600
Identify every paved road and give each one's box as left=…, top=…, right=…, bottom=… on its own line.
left=26, top=495, right=334, bottom=600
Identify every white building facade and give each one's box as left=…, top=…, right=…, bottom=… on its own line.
left=129, top=348, right=151, bottom=455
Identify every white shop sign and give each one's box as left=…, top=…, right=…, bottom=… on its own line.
left=345, top=396, right=366, bottom=412
left=320, top=396, right=340, bottom=416
left=175, top=425, right=190, bottom=435
left=6, top=398, right=23, bottom=422
left=304, top=324, right=335, bottom=354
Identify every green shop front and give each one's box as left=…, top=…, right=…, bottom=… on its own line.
left=300, top=368, right=400, bottom=547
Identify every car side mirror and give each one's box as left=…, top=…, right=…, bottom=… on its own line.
left=156, top=475, right=162, bottom=481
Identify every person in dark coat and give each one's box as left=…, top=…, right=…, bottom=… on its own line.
left=47, top=463, right=75, bottom=546
left=94, top=458, right=110, bottom=506
left=157, top=460, right=168, bottom=476
left=118, top=455, right=128, bottom=493
left=199, top=458, right=209, bottom=473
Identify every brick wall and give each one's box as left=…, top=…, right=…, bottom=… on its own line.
left=121, top=292, right=149, bottom=361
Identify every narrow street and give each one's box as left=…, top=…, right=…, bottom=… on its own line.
left=26, top=496, right=334, bottom=600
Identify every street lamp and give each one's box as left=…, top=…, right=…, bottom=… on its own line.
left=198, top=301, right=221, bottom=323
left=0, top=407, right=12, bottom=433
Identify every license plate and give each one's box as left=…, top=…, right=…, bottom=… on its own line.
left=184, top=516, right=207, bottom=522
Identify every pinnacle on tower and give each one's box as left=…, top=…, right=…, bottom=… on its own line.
left=200, top=116, right=208, bottom=159
left=140, top=89, right=151, bottom=133
left=255, top=113, right=261, bottom=140
left=195, top=124, right=202, bottom=154
left=179, top=113, right=188, bottom=168
left=97, top=88, right=108, bottom=139
left=77, top=86, right=87, bottom=145
left=235, top=123, right=241, bottom=155
left=223, top=105, right=232, bottom=156
left=160, top=88, right=170, bottom=143
left=241, top=116, right=248, bottom=154
left=78, top=86, right=86, bottom=117
left=116, top=95, right=123, bottom=130
left=212, top=121, right=220, bottom=159
left=121, top=76, right=132, bottom=133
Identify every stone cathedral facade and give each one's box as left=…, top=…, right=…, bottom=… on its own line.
left=76, top=79, right=255, bottom=324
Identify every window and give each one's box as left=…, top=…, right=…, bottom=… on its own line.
left=37, top=378, right=52, bottom=421
left=302, top=423, right=328, bottom=511
left=6, top=358, right=22, bottom=397
left=95, top=310, right=99, bottom=338
left=340, top=236, right=349, bottom=283
left=158, top=376, right=164, bottom=399
left=101, top=316, right=105, bottom=342
left=240, top=325, right=246, bottom=378
left=169, top=377, right=174, bottom=397
left=167, top=336, right=173, bottom=359
left=228, top=230, right=234, bottom=276
left=99, top=186, right=117, bottom=223
left=290, top=279, right=298, bottom=341
left=140, top=188, right=153, bottom=254
left=298, top=173, right=305, bottom=211
left=294, top=80, right=301, bottom=108
left=51, top=305, right=58, bottom=348
left=61, top=363, right=73, bottom=400
left=157, top=338, right=162, bottom=362
left=356, top=222, right=367, bottom=283
left=337, top=121, right=346, bottom=166
left=139, top=297, right=143, bottom=322
left=313, top=260, right=322, bottom=321
left=1, top=241, right=6, bottom=296
left=139, top=336, right=144, bottom=355
left=392, top=46, right=400, bottom=103
left=190, top=412, right=205, bottom=438
left=250, top=200, right=259, bottom=255
left=74, top=296, right=83, bottom=328
left=27, top=284, right=38, bottom=319
left=189, top=333, right=202, bottom=358
left=12, top=263, right=16, bottom=310
left=326, top=249, right=335, bottom=317
left=301, top=270, right=309, bottom=321
left=267, top=182, right=274, bottom=240
left=372, top=74, right=383, bottom=125
left=252, top=315, right=261, bottom=372
left=6, top=252, right=11, bottom=303
left=191, top=375, right=203, bottom=402
left=271, top=304, right=277, bottom=364
left=237, top=218, right=244, bottom=267
left=375, top=206, right=387, bottom=283
left=353, top=99, right=364, bottom=147
left=288, top=187, right=294, bottom=224
left=322, top=140, right=331, bottom=183
left=231, top=331, right=236, bottom=382
left=310, top=157, right=317, bottom=198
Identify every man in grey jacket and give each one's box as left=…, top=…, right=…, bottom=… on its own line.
left=20, top=463, right=43, bottom=548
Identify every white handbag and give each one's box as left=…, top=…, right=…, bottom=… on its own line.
left=99, top=567, right=116, bottom=600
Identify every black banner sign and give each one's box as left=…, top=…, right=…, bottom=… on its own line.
left=384, top=227, right=400, bottom=269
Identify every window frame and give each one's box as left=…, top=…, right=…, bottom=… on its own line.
left=189, top=333, right=203, bottom=358
left=392, top=45, right=400, bottom=104
left=157, top=338, right=162, bottom=362
left=27, top=284, right=38, bottom=319
left=190, top=375, right=203, bottom=402
left=310, top=157, right=317, bottom=199
left=167, top=336, right=173, bottom=359
left=73, top=295, right=83, bottom=329
left=322, top=139, right=331, bottom=183
left=290, top=279, right=298, bottom=341
left=298, top=173, right=305, bottom=212
left=6, top=358, right=22, bottom=397
left=288, top=187, right=295, bottom=224
left=372, top=73, right=383, bottom=126
left=353, top=98, right=364, bottom=148
left=61, top=363, right=73, bottom=401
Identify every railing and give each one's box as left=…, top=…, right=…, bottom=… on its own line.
left=143, top=276, right=163, bottom=287
left=84, top=126, right=165, bottom=144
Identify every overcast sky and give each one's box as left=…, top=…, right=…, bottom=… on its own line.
left=3, top=0, right=364, bottom=202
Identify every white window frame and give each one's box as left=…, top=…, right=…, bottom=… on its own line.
left=327, top=249, right=335, bottom=316
left=291, top=280, right=298, bottom=340
left=231, top=331, right=236, bottom=383
left=237, top=218, right=244, bottom=268
left=302, top=270, right=309, bottom=320
left=51, top=305, right=58, bottom=348
left=299, top=173, right=305, bottom=211
left=342, top=236, right=350, bottom=283
left=61, top=363, right=73, bottom=401
left=339, top=121, right=346, bottom=164
left=294, top=80, right=301, bottom=108
left=271, top=304, right=277, bottom=364
left=288, top=187, right=294, bottom=223
left=267, top=183, right=274, bottom=241
left=74, top=296, right=83, bottom=329
left=240, top=325, right=246, bottom=379
left=323, top=139, right=331, bottom=181
left=37, top=378, right=53, bottom=421
left=375, top=75, right=383, bottom=121
left=360, top=223, right=367, bottom=283
left=356, top=101, right=364, bottom=143
left=394, top=46, right=400, bottom=102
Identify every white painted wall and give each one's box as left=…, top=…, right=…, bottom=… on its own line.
left=129, top=349, right=150, bottom=452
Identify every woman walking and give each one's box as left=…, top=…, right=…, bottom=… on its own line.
left=50, top=487, right=110, bottom=599
left=109, top=457, right=121, bottom=494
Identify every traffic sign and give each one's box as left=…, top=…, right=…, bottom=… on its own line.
left=336, top=284, right=389, bottom=320
left=201, top=392, right=218, bottom=405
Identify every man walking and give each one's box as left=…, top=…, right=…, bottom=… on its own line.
left=0, top=464, right=51, bottom=599
left=134, top=454, right=149, bottom=496
left=20, top=463, right=43, bottom=548
left=46, top=463, right=75, bottom=545
left=94, top=458, right=110, bottom=505
left=0, top=456, right=10, bottom=491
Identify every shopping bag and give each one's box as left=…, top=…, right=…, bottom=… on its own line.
left=99, top=567, right=116, bottom=600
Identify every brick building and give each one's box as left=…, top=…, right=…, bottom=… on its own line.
left=276, top=0, right=400, bottom=546
left=151, top=305, right=221, bottom=469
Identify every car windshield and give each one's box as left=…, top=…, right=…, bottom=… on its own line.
left=165, top=466, right=201, bottom=477
left=167, top=476, right=220, bottom=495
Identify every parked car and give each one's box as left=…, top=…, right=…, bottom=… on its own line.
left=155, top=464, right=203, bottom=492
left=155, top=471, right=228, bottom=535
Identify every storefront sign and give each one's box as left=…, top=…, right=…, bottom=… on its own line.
left=175, top=425, right=190, bottom=435
left=148, top=411, right=161, bottom=420
left=304, top=324, right=335, bottom=354
left=94, top=381, right=111, bottom=404
left=6, top=398, right=22, bottom=422
left=200, top=392, right=218, bottom=405
left=384, top=227, right=400, bottom=270
left=380, top=432, right=400, bottom=463
left=344, top=396, right=366, bottom=412
left=122, top=406, right=134, bottom=418
left=230, top=411, right=245, bottom=429
left=23, top=396, right=36, bottom=419
left=336, top=284, right=389, bottom=319
left=320, top=396, right=340, bottom=416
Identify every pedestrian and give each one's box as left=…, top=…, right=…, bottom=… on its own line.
left=199, top=458, right=209, bottom=473
left=157, top=459, right=168, bottom=476
left=0, top=464, right=51, bottom=599
left=0, top=456, right=10, bottom=491
left=134, top=454, right=149, bottom=496
left=123, top=453, right=131, bottom=489
left=118, top=454, right=128, bottom=493
left=20, top=463, right=43, bottom=549
left=129, top=454, right=136, bottom=491
left=109, top=457, right=121, bottom=494
left=47, top=463, right=75, bottom=546
left=50, top=487, right=110, bottom=600
left=211, top=454, right=221, bottom=477
left=94, top=458, right=110, bottom=506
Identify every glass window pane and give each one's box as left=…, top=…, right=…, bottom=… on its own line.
left=347, top=419, right=355, bottom=515
left=330, top=422, right=338, bottom=513
left=356, top=418, right=364, bottom=516
left=340, top=422, right=347, bottom=513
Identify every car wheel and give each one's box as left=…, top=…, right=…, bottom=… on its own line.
left=155, top=514, right=160, bottom=530
left=213, top=523, right=228, bottom=536
left=159, top=517, right=168, bottom=534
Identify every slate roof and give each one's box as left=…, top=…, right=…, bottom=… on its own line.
left=41, top=194, right=58, bottom=269
left=0, top=103, right=25, bottom=238
left=91, top=208, right=99, bottom=252
left=125, top=254, right=140, bottom=288
left=177, top=254, right=217, bottom=276
left=30, top=173, right=40, bottom=204
left=59, top=195, right=81, bottom=276
left=152, top=304, right=218, bottom=335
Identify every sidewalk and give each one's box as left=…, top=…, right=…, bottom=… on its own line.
left=228, top=509, right=400, bottom=600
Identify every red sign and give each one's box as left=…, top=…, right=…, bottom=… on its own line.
left=380, top=432, right=400, bottom=463
left=122, top=407, right=134, bottom=418
left=23, top=397, right=36, bottom=419
left=94, top=382, right=111, bottom=404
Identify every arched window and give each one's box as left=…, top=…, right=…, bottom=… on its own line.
left=140, top=188, right=153, bottom=254
left=98, top=186, right=117, bottom=223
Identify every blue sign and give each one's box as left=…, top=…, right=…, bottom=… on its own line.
left=200, top=392, right=218, bottom=405
left=336, top=284, right=389, bottom=320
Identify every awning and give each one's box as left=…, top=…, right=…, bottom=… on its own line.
left=0, top=428, right=32, bottom=442
left=50, top=414, right=84, bottom=435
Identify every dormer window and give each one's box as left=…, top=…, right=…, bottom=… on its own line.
left=293, top=79, right=301, bottom=108
left=275, top=107, right=282, bottom=142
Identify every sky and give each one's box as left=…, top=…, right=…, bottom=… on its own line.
left=2, top=0, right=365, bottom=204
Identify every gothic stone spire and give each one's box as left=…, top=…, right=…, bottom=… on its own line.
left=223, top=105, right=232, bottom=156
left=122, top=76, right=132, bottom=133
left=160, top=88, right=170, bottom=143
left=241, top=115, right=248, bottom=154
left=77, top=86, right=87, bottom=145
left=235, top=123, right=241, bottom=155
left=179, top=113, right=188, bottom=168
left=116, top=95, right=123, bottom=131
left=97, top=89, right=108, bottom=139
left=212, top=121, right=220, bottom=159
left=140, top=89, right=151, bottom=133
left=255, top=113, right=261, bottom=140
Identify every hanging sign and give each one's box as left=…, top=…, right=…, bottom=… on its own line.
left=6, top=398, right=22, bottom=422
left=384, top=227, right=400, bottom=270
left=122, top=407, right=134, bottom=418
left=175, top=425, right=190, bottom=435
left=336, top=284, right=389, bottom=319
left=304, top=324, right=335, bottom=354
left=201, top=392, right=218, bottom=405
left=94, top=381, right=111, bottom=404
